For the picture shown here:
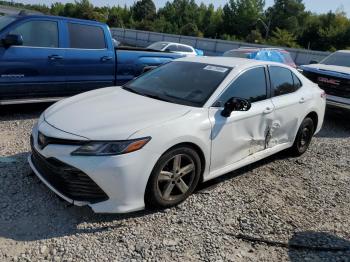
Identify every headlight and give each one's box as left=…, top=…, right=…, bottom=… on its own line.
left=71, top=137, right=151, bottom=156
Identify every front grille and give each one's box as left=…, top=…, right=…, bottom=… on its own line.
left=31, top=137, right=108, bottom=203
left=303, top=70, right=350, bottom=99
left=38, top=131, right=85, bottom=149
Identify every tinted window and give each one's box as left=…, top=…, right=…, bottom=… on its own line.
left=292, top=73, right=302, bottom=89
left=269, top=66, right=299, bottom=96
left=320, top=52, right=350, bottom=67
left=218, top=67, right=267, bottom=104
left=10, top=20, right=58, bottom=47
left=223, top=50, right=251, bottom=58
left=68, top=23, right=105, bottom=49
left=124, top=61, right=231, bottom=107
left=0, top=16, right=16, bottom=31
left=178, top=45, right=193, bottom=52
left=167, top=44, right=178, bottom=52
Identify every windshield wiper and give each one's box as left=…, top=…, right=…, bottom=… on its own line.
left=123, top=86, right=170, bottom=102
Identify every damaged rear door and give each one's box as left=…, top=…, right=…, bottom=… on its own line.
left=209, top=66, right=275, bottom=172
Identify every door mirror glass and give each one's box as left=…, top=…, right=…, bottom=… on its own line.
left=2, top=34, right=23, bottom=47
left=221, top=97, right=251, bottom=117
left=309, top=60, right=318, bottom=64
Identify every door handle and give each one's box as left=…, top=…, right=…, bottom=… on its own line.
left=299, top=97, right=306, bottom=104
left=263, top=107, right=273, bottom=114
left=101, top=56, right=113, bottom=62
left=48, top=55, right=63, bottom=61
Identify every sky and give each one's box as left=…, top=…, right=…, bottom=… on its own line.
left=13, top=0, right=350, bottom=16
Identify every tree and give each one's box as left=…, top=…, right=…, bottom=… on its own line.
left=180, top=23, right=200, bottom=36
left=222, top=0, right=265, bottom=38
left=132, top=0, right=156, bottom=21
left=269, top=27, right=299, bottom=48
left=265, top=0, right=306, bottom=36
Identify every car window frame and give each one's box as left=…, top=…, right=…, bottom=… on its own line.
left=66, top=21, right=107, bottom=50
left=6, top=18, right=60, bottom=48
left=268, top=65, right=302, bottom=97
left=212, top=65, right=271, bottom=108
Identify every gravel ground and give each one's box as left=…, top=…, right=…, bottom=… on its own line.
left=0, top=104, right=349, bottom=262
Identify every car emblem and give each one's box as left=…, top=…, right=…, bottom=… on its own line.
left=318, top=77, right=340, bottom=86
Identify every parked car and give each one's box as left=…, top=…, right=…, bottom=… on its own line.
left=147, top=41, right=204, bottom=56
left=223, top=48, right=297, bottom=68
left=300, top=50, right=350, bottom=111
left=29, top=57, right=325, bottom=213
left=0, top=14, right=184, bottom=105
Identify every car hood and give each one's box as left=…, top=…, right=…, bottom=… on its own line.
left=44, top=87, right=191, bottom=140
left=301, top=64, right=350, bottom=78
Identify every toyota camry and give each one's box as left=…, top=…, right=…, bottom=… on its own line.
left=29, top=57, right=326, bottom=213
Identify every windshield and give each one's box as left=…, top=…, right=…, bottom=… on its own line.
left=147, top=42, right=168, bottom=51
left=123, top=61, right=232, bottom=107
left=320, top=52, right=350, bottom=67
left=0, top=16, right=16, bottom=31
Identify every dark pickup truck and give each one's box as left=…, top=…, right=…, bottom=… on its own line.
left=0, top=14, right=183, bottom=105
left=300, top=50, right=350, bottom=111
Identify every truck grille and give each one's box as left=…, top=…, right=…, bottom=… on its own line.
left=30, top=136, right=108, bottom=203
left=303, top=70, right=350, bottom=99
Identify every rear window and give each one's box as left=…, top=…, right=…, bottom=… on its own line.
left=68, top=23, right=106, bottom=49
left=321, top=52, right=350, bottom=67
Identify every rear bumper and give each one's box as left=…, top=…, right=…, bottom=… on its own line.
left=327, top=95, right=350, bottom=110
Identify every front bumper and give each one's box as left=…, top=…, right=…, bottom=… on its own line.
left=327, top=95, right=350, bottom=111
left=28, top=122, right=161, bottom=213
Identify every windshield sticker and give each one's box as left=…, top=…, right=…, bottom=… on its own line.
left=204, top=65, right=229, bottom=73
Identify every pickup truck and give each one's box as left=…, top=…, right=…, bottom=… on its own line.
left=300, top=50, right=350, bottom=111
left=0, top=14, right=184, bottom=105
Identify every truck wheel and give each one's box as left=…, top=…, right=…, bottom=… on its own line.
left=290, top=117, right=315, bottom=156
left=145, top=146, right=201, bottom=209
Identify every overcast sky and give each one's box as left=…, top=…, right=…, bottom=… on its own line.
left=13, top=0, right=350, bottom=16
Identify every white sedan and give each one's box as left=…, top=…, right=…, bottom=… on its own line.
left=29, top=57, right=326, bottom=213
left=147, top=41, right=202, bottom=56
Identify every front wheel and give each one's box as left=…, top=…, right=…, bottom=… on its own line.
left=145, top=147, right=201, bottom=209
left=289, top=117, right=315, bottom=156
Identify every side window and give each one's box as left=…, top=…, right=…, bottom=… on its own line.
left=292, top=73, right=302, bottom=89
left=269, top=66, right=299, bottom=96
left=167, top=44, right=178, bottom=52
left=178, top=45, right=193, bottom=53
left=68, top=23, right=105, bottom=49
left=10, top=20, right=58, bottom=48
left=218, top=67, right=267, bottom=104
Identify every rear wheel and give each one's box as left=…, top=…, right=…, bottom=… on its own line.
left=290, top=117, right=315, bottom=156
left=145, top=147, right=201, bottom=209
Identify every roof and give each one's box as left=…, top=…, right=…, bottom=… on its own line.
left=177, top=56, right=271, bottom=68
left=8, top=14, right=105, bottom=26
left=337, top=50, right=350, bottom=54
left=153, top=41, right=193, bottom=48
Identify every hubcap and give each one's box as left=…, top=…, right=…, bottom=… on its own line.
left=157, top=154, right=195, bottom=201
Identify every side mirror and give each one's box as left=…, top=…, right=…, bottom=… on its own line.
left=309, top=60, right=318, bottom=64
left=221, top=97, right=251, bottom=117
left=2, top=34, right=23, bottom=47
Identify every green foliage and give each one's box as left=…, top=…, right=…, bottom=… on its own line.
left=1, top=0, right=350, bottom=51
left=268, top=28, right=300, bottom=48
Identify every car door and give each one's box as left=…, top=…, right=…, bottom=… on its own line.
left=0, top=19, right=66, bottom=100
left=63, top=22, right=115, bottom=94
left=268, top=66, right=311, bottom=145
left=209, top=66, right=275, bottom=173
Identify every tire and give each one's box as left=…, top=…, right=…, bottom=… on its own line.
left=289, top=117, right=315, bottom=156
left=145, top=146, right=201, bottom=209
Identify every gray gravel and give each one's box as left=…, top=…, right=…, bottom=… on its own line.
left=0, top=104, right=349, bottom=262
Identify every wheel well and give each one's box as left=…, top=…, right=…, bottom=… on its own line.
left=306, top=112, right=318, bottom=133
left=167, top=142, right=206, bottom=182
